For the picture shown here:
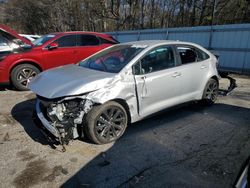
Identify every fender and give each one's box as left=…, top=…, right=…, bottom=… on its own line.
left=198, top=73, right=220, bottom=100
left=9, top=58, right=44, bottom=74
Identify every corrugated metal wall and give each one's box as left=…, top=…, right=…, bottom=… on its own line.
left=107, top=24, right=250, bottom=74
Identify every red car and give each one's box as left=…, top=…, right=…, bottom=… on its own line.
left=0, top=25, right=118, bottom=90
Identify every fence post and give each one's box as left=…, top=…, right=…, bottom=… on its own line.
left=115, top=31, right=119, bottom=41
left=208, top=26, right=213, bottom=50
left=166, top=28, right=169, bottom=40
left=137, top=31, right=141, bottom=41
left=242, top=31, right=250, bottom=74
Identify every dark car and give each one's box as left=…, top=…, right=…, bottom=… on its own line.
left=0, top=24, right=118, bottom=90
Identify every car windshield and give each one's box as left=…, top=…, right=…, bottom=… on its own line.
left=32, top=34, right=56, bottom=46
left=79, top=44, right=146, bottom=73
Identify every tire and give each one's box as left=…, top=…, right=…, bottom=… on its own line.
left=84, top=101, right=128, bottom=144
left=11, top=64, right=40, bottom=91
left=201, top=78, right=219, bottom=105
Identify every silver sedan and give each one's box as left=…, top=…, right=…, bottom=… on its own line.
left=29, top=40, right=220, bottom=147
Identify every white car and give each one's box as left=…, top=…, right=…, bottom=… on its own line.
left=29, top=40, right=220, bottom=148
left=19, top=34, right=41, bottom=42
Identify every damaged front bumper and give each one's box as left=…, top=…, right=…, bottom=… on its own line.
left=33, top=97, right=93, bottom=151
left=35, top=100, right=60, bottom=138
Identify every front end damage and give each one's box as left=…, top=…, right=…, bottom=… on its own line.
left=29, top=65, right=138, bottom=150
left=35, top=95, right=93, bottom=151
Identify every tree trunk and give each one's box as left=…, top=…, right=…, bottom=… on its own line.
left=199, top=0, right=207, bottom=25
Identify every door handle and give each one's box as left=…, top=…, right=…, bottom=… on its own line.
left=172, top=72, right=181, bottom=77
left=141, top=76, right=147, bottom=98
left=201, top=65, right=207, bottom=69
left=141, top=76, right=153, bottom=82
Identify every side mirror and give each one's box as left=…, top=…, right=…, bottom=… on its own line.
left=48, top=42, right=59, bottom=50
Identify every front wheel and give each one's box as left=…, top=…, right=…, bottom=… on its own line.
left=202, top=78, right=219, bottom=105
left=84, top=101, right=128, bottom=144
left=11, top=64, right=40, bottom=91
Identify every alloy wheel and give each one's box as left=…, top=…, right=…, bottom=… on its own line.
left=205, top=81, right=218, bottom=102
left=17, top=68, right=37, bottom=87
left=94, top=106, right=126, bottom=142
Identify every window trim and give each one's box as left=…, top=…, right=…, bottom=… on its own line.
left=132, top=45, right=177, bottom=75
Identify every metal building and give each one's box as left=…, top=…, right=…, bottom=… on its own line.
left=107, top=24, right=250, bottom=75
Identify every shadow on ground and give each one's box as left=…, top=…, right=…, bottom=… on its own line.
left=11, top=99, right=56, bottom=147
left=11, top=99, right=250, bottom=187
left=61, top=103, right=250, bottom=187
left=0, top=85, right=14, bottom=91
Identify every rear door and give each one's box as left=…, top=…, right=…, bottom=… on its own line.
left=43, top=34, right=78, bottom=69
left=75, top=34, right=113, bottom=62
left=133, top=45, right=182, bottom=117
left=174, top=45, right=210, bottom=100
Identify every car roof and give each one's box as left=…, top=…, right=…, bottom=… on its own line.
left=49, top=31, right=117, bottom=43
left=49, top=31, right=112, bottom=38
left=121, top=40, right=199, bottom=47
left=117, top=40, right=212, bottom=58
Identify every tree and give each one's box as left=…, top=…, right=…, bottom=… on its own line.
left=1, top=0, right=249, bottom=34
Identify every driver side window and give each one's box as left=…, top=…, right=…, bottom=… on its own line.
left=54, top=35, right=76, bottom=48
left=133, top=46, right=176, bottom=75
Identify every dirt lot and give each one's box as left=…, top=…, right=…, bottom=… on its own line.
left=0, top=75, right=250, bottom=188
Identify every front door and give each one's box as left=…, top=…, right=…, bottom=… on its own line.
left=43, top=34, right=77, bottom=69
left=133, top=45, right=182, bottom=117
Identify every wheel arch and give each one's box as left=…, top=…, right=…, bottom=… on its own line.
left=9, top=61, right=43, bottom=78
left=210, top=75, right=219, bottom=84
left=199, top=74, right=219, bottom=100
left=201, top=75, right=219, bottom=105
left=202, top=75, right=219, bottom=92
left=111, top=98, right=131, bottom=125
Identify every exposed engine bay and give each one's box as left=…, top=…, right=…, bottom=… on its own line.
left=37, top=95, right=93, bottom=151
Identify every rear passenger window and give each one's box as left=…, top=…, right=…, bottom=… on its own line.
left=134, top=46, right=176, bottom=75
left=99, top=37, right=117, bottom=44
left=55, top=35, right=76, bottom=47
left=177, top=46, right=209, bottom=64
left=77, top=35, right=100, bottom=46
left=196, top=48, right=210, bottom=61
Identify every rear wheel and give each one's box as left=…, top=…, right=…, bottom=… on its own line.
left=202, top=78, right=219, bottom=105
left=84, top=101, right=128, bottom=144
left=11, top=64, right=40, bottom=91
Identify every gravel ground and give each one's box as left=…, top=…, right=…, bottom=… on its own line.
left=0, top=75, right=249, bottom=188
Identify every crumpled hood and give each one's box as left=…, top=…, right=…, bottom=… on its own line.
left=29, top=64, right=115, bottom=99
